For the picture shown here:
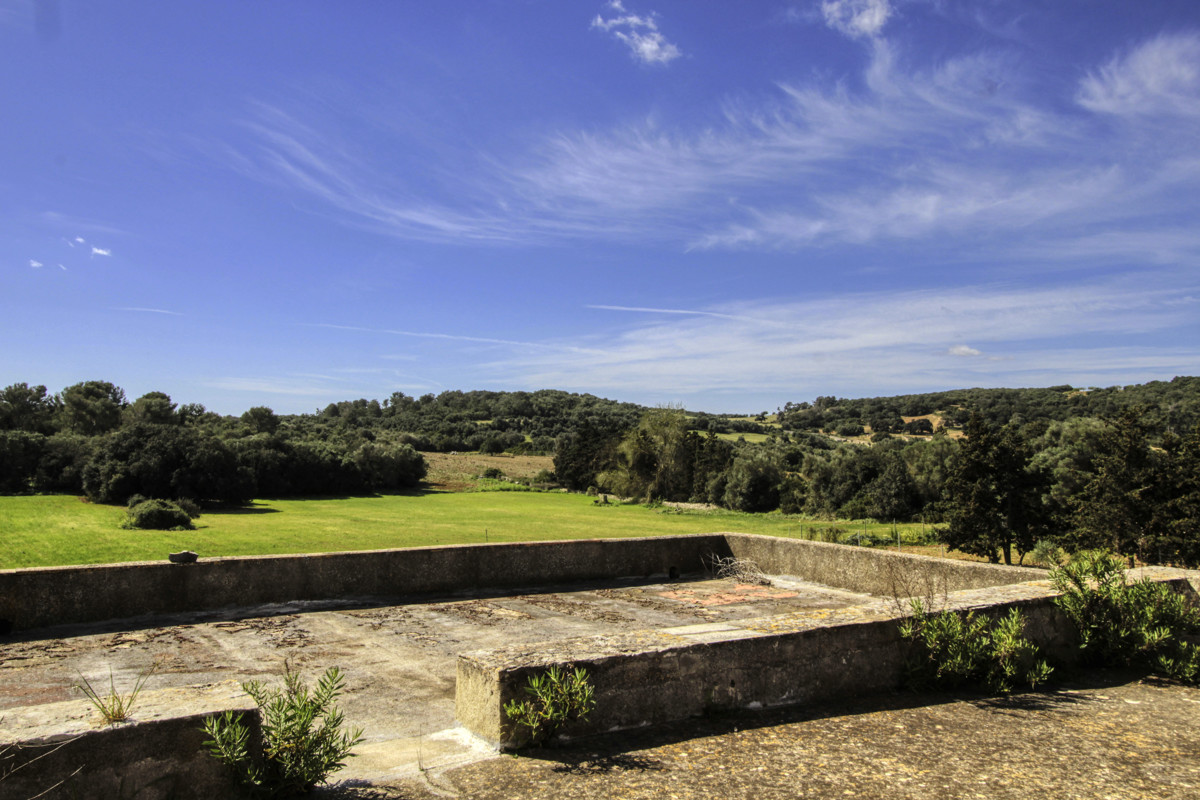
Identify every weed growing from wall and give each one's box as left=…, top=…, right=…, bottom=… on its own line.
left=900, top=600, right=1053, bottom=694
left=203, top=665, right=363, bottom=798
left=76, top=661, right=158, bottom=724
left=503, top=665, right=595, bottom=748
left=1051, top=550, right=1200, bottom=682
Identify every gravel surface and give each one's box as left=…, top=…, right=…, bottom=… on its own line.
left=320, top=670, right=1200, bottom=800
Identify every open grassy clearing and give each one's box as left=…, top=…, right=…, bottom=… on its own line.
left=0, top=492, right=953, bottom=570
left=714, top=431, right=773, bottom=443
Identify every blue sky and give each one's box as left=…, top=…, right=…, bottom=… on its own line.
left=3, top=0, right=1199, bottom=415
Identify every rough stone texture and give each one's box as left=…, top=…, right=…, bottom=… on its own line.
left=355, top=672, right=1200, bottom=800
left=0, top=575, right=867, bottom=793
left=0, top=683, right=257, bottom=800
left=0, top=533, right=1042, bottom=634
left=457, top=570, right=1200, bottom=747
left=0, top=535, right=734, bottom=631
left=726, top=533, right=1044, bottom=596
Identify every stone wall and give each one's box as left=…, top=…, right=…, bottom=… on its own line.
left=456, top=573, right=1200, bottom=747
left=1, top=705, right=258, bottom=800
left=0, top=535, right=732, bottom=632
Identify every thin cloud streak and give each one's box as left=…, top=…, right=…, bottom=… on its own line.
left=307, top=322, right=604, bottom=354
left=220, top=31, right=1200, bottom=267
left=112, top=307, right=183, bottom=316
left=497, top=278, right=1200, bottom=399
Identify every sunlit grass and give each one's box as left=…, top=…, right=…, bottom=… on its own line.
left=0, top=493, right=940, bottom=569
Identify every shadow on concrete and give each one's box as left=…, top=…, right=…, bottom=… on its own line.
left=1, top=574, right=706, bottom=644
left=513, top=672, right=1152, bottom=768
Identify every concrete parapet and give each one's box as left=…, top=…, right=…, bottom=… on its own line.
left=456, top=570, right=1200, bottom=748
left=724, top=533, right=1044, bottom=596
left=0, top=535, right=732, bottom=632
left=0, top=683, right=257, bottom=800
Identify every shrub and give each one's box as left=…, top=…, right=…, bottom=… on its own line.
left=480, top=467, right=505, bottom=480
left=900, top=600, right=1053, bottom=694
left=175, top=497, right=202, bottom=519
left=531, top=468, right=557, bottom=484
left=123, top=499, right=194, bottom=530
left=1050, top=550, right=1200, bottom=681
left=503, top=665, right=595, bottom=748
left=203, top=665, right=364, bottom=798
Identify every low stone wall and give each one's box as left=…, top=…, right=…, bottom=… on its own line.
left=0, top=533, right=1054, bottom=634
left=726, top=533, right=1044, bottom=596
left=0, top=535, right=732, bottom=632
left=0, top=701, right=258, bottom=800
left=456, top=571, right=1200, bottom=748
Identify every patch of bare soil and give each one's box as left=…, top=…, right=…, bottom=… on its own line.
left=327, top=671, right=1200, bottom=800
left=422, top=452, right=555, bottom=491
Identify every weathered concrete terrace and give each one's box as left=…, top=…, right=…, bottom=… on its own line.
left=4, top=533, right=1194, bottom=798
left=2, top=571, right=873, bottom=788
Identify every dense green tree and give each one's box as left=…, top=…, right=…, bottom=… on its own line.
left=1158, top=425, right=1200, bottom=566
left=940, top=414, right=1052, bottom=564
left=722, top=450, right=783, bottom=512
left=600, top=407, right=700, bottom=501
left=0, top=383, right=58, bottom=433
left=0, top=431, right=44, bottom=492
left=1070, top=409, right=1166, bottom=561
left=125, top=391, right=178, bottom=425
left=82, top=423, right=253, bottom=504
left=350, top=442, right=426, bottom=490
left=242, top=406, right=280, bottom=435
left=59, top=380, right=126, bottom=435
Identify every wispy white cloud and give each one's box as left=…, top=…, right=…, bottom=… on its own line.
left=221, top=30, right=1199, bottom=271
left=29, top=259, right=42, bottom=268
left=205, top=377, right=351, bottom=397
left=591, top=1, right=681, bottom=65
left=493, top=277, right=1200, bottom=399
left=112, top=307, right=182, bottom=316
left=307, top=322, right=602, bottom=354
left=587, top=304, right=770, bottom=324
left=1078, top=31, right=1200, bottom=117
left=90, top=246, right=111, bottom=256
left=821, top=0, right=892, bottom=40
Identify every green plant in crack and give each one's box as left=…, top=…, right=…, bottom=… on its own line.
left=76, top=661, right=158, bottom=725
left=503, top=665, right=595, bottom=748
left=202, top=664, right=364, bottom=798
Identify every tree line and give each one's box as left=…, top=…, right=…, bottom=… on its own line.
left=3, top=378, right=1197, bottom=567
left=0, top=381, right=426, bottom=504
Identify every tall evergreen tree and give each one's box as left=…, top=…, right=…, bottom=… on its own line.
left=941, top=414, right=1051, bottom=564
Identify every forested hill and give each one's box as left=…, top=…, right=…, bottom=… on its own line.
left=2, top=378, right=1198, bottom=567
left=777, top=377, right=1200, bottom=437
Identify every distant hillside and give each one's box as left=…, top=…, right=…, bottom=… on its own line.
left=778, top=376, right=1200, bottom=438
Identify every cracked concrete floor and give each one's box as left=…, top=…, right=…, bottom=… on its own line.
left=0, top=575, right=873, bottom=787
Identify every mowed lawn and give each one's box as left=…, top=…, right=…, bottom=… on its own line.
left=0, top=492, right=940, bottom=569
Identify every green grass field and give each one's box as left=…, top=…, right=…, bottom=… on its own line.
left=0, top=493, right=939, bottom=569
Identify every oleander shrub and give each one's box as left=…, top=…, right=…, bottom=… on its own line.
left=202, top=665, right=364, bottom=798
left=1050, top=550, right=1200, bottom=681
left=503, top=665, right=595, bottom=748
left=900, top=600, right=1053, bottom=694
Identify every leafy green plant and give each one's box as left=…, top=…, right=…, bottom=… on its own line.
left=76, top=661, right=157, bottom=724
left=899, top=600, right=1052, bottom=694
left=1050, top=550, right=1200, bottom=681
left=202, top=665, right=364, bottom=798
left=122, top=498, right=194, bottom=530
left=503, top=665, right=595, bottom=747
